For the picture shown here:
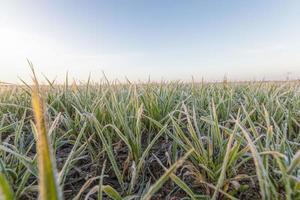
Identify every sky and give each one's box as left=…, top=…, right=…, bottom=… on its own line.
left=1, top=0, right=300, bottom=83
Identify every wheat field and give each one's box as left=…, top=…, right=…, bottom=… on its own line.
left=0, top=74, right=300, bottom=199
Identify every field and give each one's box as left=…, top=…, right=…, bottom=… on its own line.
left=0, top=77, right=300, bottom=199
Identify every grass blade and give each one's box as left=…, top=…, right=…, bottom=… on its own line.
left=0, top=173, right=14, bottom=200
left=141, top=148, right=194, bottom=200
left=31, top=64, right=62, bottom=200
left=102, top=185, right=122, bottom=200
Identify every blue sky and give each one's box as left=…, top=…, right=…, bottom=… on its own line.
left=1, top=0, right=300, bottom=82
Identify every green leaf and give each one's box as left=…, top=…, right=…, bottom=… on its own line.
left=0, top=173, right=14, bottom=200
left=31, top=63, right=62, bottom=200
left=102, top=185, right=122, bottom=200
left=142, top=148, right=194, bottom=200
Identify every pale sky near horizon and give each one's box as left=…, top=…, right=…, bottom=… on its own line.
left=1, top=0, right=300, bottom=83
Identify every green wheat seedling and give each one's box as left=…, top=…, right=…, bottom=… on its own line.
left=30, top=64, right=62, bottom=200
left=0, top=173, right=14, bottom=200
